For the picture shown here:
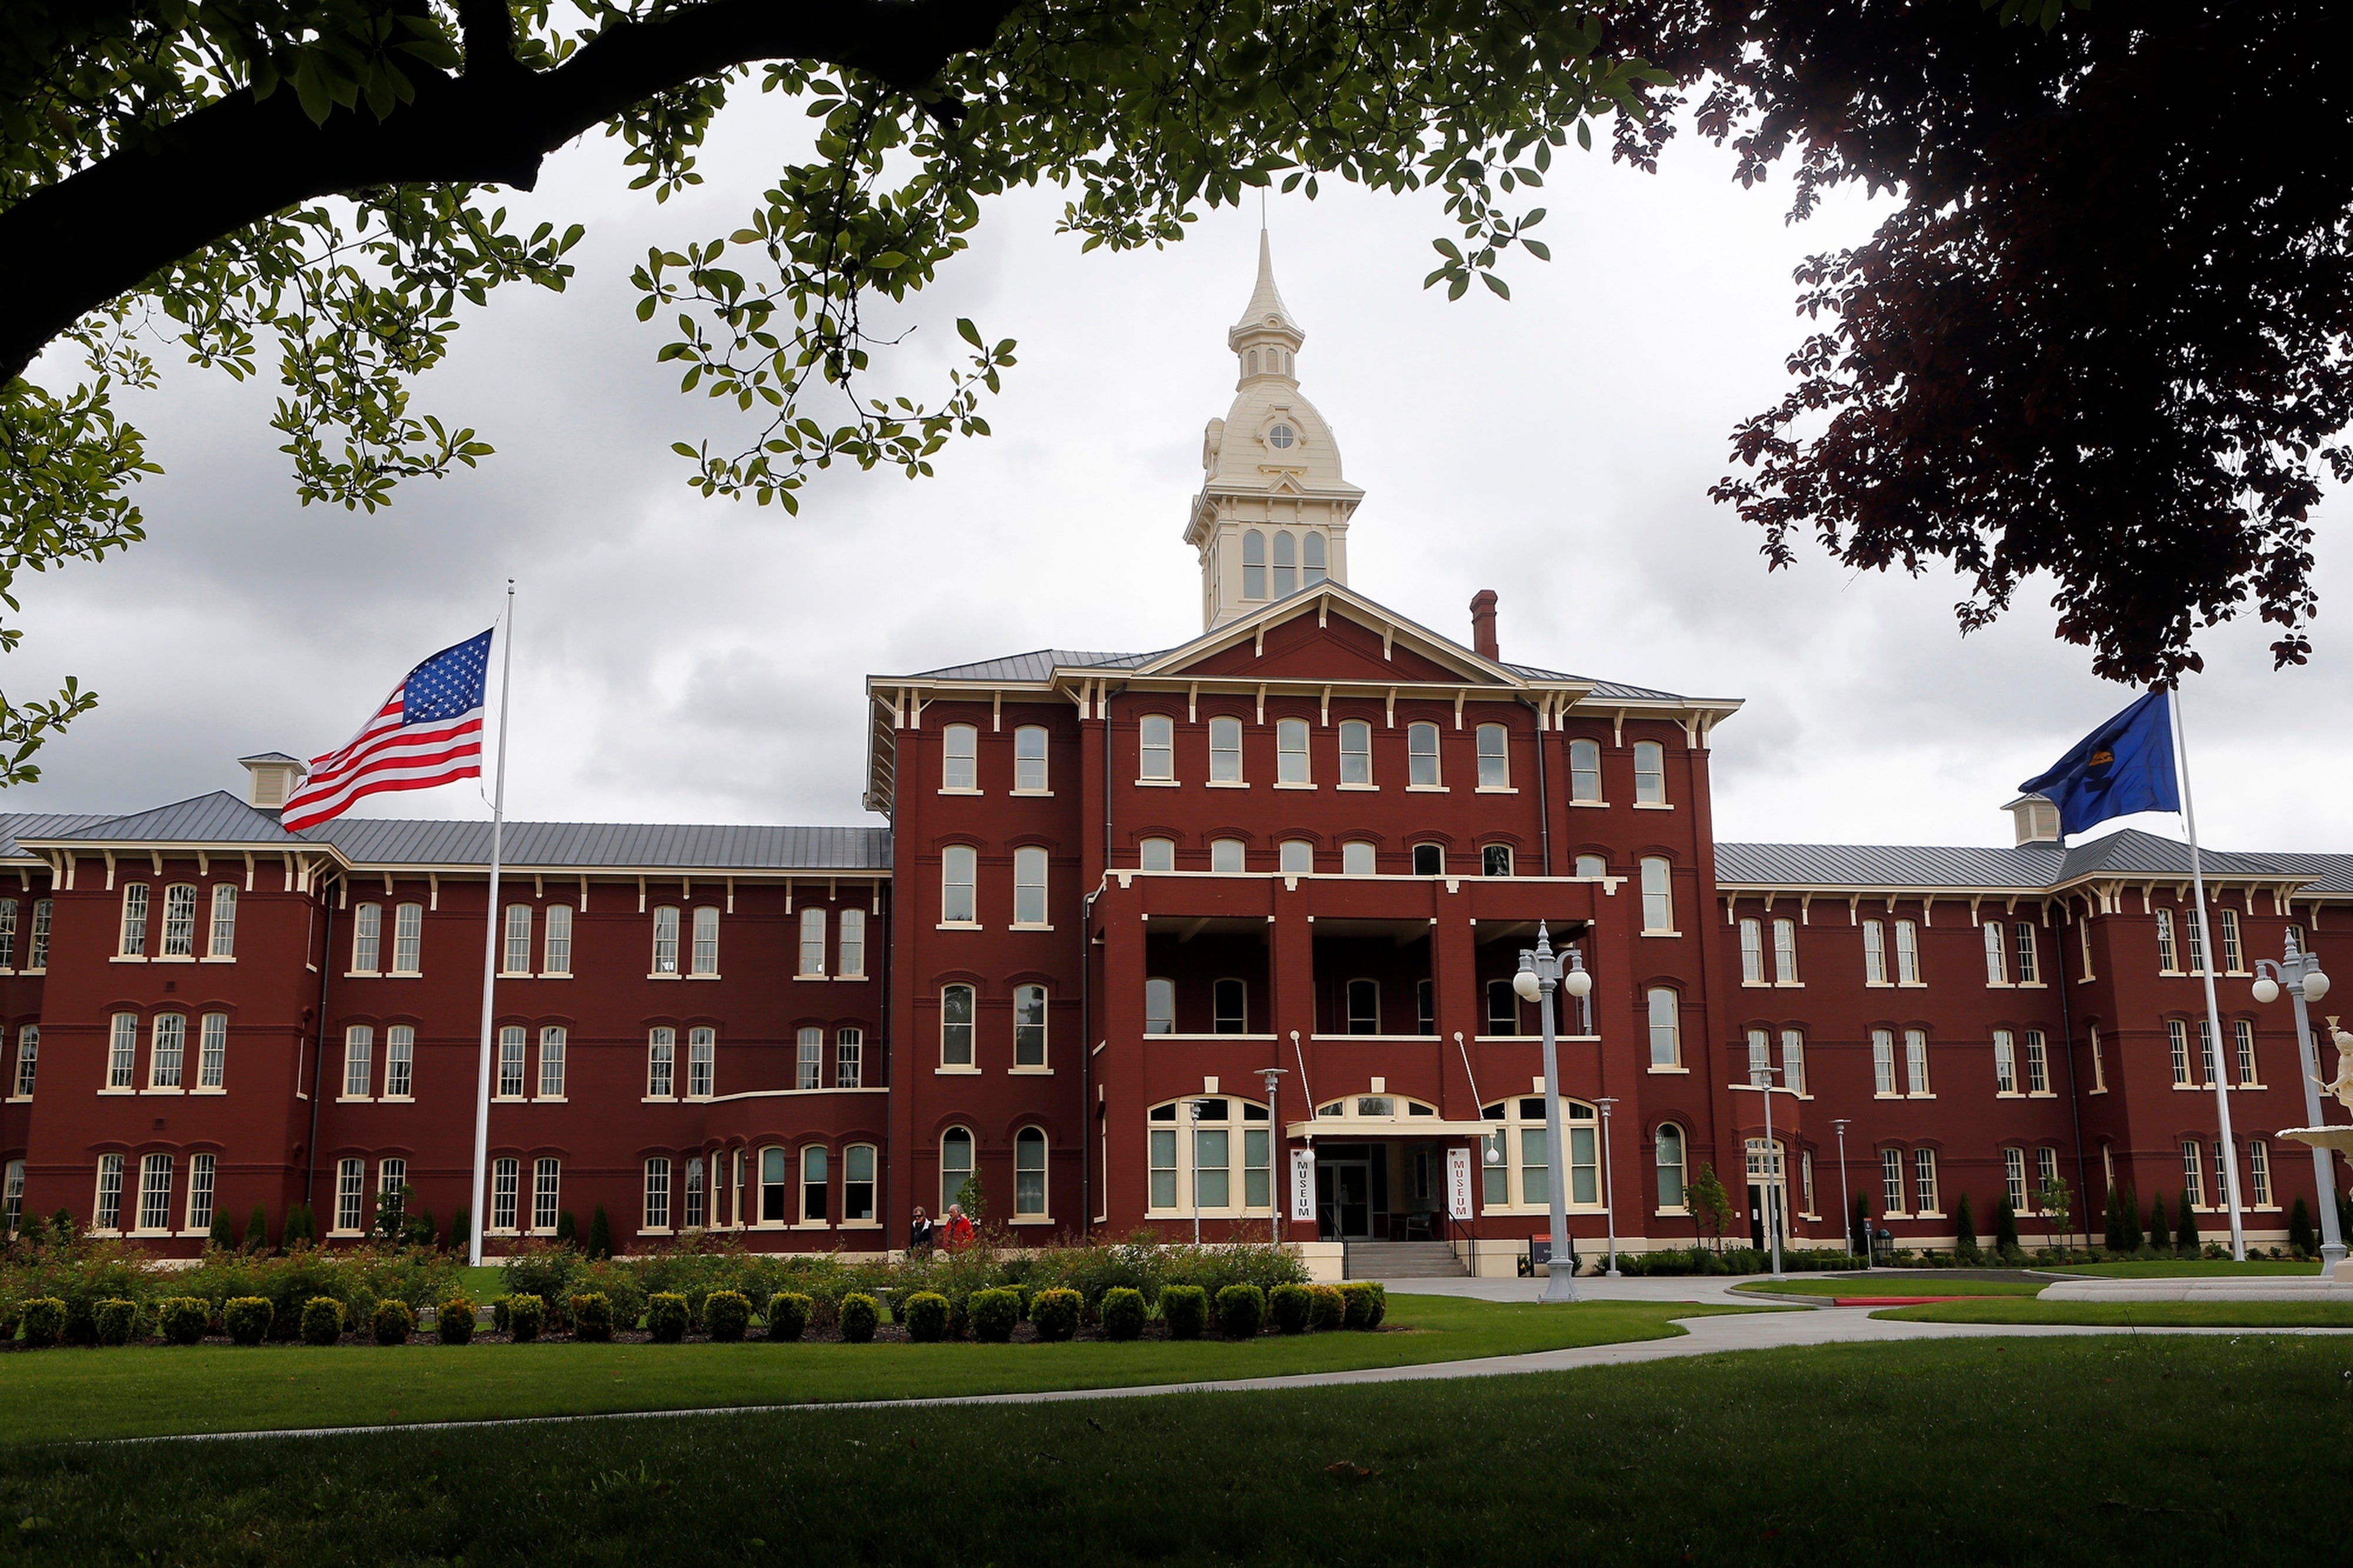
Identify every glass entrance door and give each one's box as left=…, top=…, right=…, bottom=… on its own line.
left=1317, top=1152, right=1374, bottom=1239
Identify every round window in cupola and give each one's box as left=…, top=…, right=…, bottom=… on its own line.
left=1268, top=423, right=1297, bottom=449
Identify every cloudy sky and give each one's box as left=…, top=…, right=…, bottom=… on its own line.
left=15, top=89, right=2350, bottom=854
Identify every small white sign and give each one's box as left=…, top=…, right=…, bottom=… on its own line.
left=1290, top=1148, right=1317, bottom=1224
left=1446, top=1146, right=1474, bottom=1220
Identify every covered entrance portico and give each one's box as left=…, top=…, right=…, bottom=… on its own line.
left=1293, top=1097, right=1489, bottom=1242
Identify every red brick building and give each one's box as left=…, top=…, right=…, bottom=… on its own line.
left=4, top=246, right=2346, bottom=1269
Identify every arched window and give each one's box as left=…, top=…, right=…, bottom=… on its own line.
left=1407, top=722, right=1441, bottom=786
left=1145, top=1097, right=1273, bottom=1214
left=1640, top=858, right=1674, bottom=933
left=799, top=906, right=827, bottom=976
left=1633, top=740, right=1666, bottom=803
left=1140, top=836, right=1175, bottom=872
left=838, top=907, right=865, bottom=978
left=690, top=906, right=720, bottom=975
left=1413, top=843, right=1444, bottom=876
left=1476, top=723, right=1509, bottom=788
left=1655, top=1124, right=1687, bottom=1210
left=1014, top=725, right=1049, bottom=792
left=503, top=903, right=532, bottom=975
left=941, top=1127, right=975, bottom=1214
left=940, top=983, right=975, bottom=1066
left=1276, top=717, right=1310, bottom=783
left=1247, top=348, right=1260, bottom=374
left=759, top=1146, right=789, bottom=1224
left=1345, top=978, right=1380, bottom=1034
left=650, top=905, right=679, bottom=973
left=844, top=1144, right=877, bottom=1222
left=392, top=903, right=423, bottom=974
left=1242, top=531, right=1267, bottom=599
left=1338, top=719, right=1371, bottom=784
left=1014, top=983, right=1047, bottom=1066
left=942, top=723, right=978, bottom=790
left=1568, top=739, right=1601, bottom=802
left=1209, top=716, right=1244, bottom=782
left=542, top=903, right=572, bottom=974
left=1273, top=531, right=1297, bottom=596
left=1139, top=713, right=1175, bottom=779
left=1646, top=987, right=1681, bottom=1067
left=1341, top=841, right=1375, bottom=876
left=1013, top=845, right=1049, bottom=926
left=1279, top=839, right=1314, bottom=873
left=801, top=1145, right=828, bottom=1223
left=1303, top=532, right=1327, bottom=583
left=1145, top=977, right=1175, bottom=1035
left=1211, top=837, right=1246, bottom=873
left=1015, top=1127, right=1048, bottom=1217
left=1480, top=1096, right=1601, bottom=1210
left=1213, top=978, right=1248, bottom=1033
left=941, top=845, right=977, bottom=924
left=162, top=883, right=198, bottom=957
left=1574, top=853, right=1606, bottom=878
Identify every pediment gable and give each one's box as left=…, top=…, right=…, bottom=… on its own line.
left=1136, top=584, right=1528, bottom=687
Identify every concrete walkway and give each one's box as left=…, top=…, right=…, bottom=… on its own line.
left=2038, top=1275, right=2353, bottom=1303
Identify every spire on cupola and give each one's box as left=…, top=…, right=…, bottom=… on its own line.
left=1228, top=228, right=1304, bottom=388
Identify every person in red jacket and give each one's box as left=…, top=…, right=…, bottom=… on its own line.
left=942, top=1204, right=975, bottom=1249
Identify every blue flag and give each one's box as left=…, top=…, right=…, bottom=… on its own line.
left=2018, top=689, right=2180, bottom=836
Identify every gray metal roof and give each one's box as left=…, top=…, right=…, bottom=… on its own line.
left=1504, top=663, right=1685, bottom=702
left=908, top=649, right=1166, bottom=682
left=29, top=793, right=294, bottom=846
left=0, top=812, right=119, bottom=860
left=1719, top=826, right=2353, bottom=893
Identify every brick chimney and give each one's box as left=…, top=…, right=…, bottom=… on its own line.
left=1469, top=589, right=1499, bottom=662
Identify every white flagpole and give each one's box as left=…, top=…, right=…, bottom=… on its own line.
left=2169, top=681, right=2247, bottom=1262
left=468, top=582, right=516, bottom=1268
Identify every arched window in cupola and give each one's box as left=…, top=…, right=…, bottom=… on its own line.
left=1303, top=532, right=1327, bottom=584
left=1242, top=531, right=1266, bottom=599
left=1272, top=531, right=1296, bottom=596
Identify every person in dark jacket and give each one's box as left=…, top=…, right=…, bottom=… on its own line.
left=909, top=1207, right=936, bottom=1255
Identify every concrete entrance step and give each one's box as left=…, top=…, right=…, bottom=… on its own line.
left=1345, top=1240, right=1467, bottom=1279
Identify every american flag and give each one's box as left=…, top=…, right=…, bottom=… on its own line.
left=279, top=630, right=495, bottom=831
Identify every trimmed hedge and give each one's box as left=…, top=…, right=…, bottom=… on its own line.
left=571, top=1293, right=614, bottom=1342
left=838, top=1293, right=879, bottom=1343
left=1160, top=1284, right=1207, bottom=1340
left=18, top=1297, right=65, bottom=1348
left=1358, top=1282, right=1387, bottom=1329
left=1268, top=1283, right=1313, bottom=1335
left=1339, top=1282, right=1384, bottom=1330
left=372, top=1299, right=415, bottom=1346
left=1307, top=1284, right=1345, bottom=1332
left=301, top=1296, right=345, bottom=1346
left=437, top=1296, right=477, bottom=1345
left=94, top=1298, right=138, bottom=1346
left=158, top=1296, right=210, bottom=1346
left=646, top=1292, right=689, bottom=1343
left=901, top=1290, right=951, bottom=1343
left=1099, top=1286, right=1145, bottom=1342
left=1029, top=1287, right=1082, bottom=1342
left=969, top=1287, right=1021, bottom=1343
left=704, top=1290, right=752, bottom=1343
left=507, top=1293, right=546, bottom=1342
left=223, top=1296, right=271, bottom=1346
left=1214, top=1283, right=1265, bottom=1339
left=766, top=1292, right=812, bottom=1342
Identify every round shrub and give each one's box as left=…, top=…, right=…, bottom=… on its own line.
left=570, top=1293, right=614, bottom=1342
left=1099, top=1287, right=1145, bottom=1342
left=1307, top=1284, right=1346, bottom=1332
left=437, top=1296, right=478, bottom=1345
left=507, top=1293, right=546, bottom=1343
left=969, top=1287, right=1021, bottom=1343
left=158, top=1297, right=211, bottom=1346
left=901, top=1291, right=951, bottom=1343
left=301, top=1296, right=345, bottom=1347
left=646, top=1292, right=689, bottom=1343
left=704, top=1290, right=751, bottom=1343
left=1159, top=1284, right=1207, bottom=1341
left=372, top=1299, right=415, bottom=1346
left=222, top=1296, right=272, bottom=1346
left=838, top=1293, right=879, bottom=1344
left=1339, top=1282, right=1383, bottom=1330
left=1357, top=1282, right=1387, bottom=1329
left=1029, top=1287, right=1082, bottom=1343
left=766, top=1292, right=812, bottom=1342
left=1214, top=1283, right=1265, bottom=1339
left=1267, top=1284, right=1314, bottom=1335
left=93, top=1299, right=138, bottom=1347
left=18, top=1297, right=65, bottom=1348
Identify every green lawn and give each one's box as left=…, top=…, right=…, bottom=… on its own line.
left=2047, top=1259, right=2326, bottom=1278
left=1874, top=1297, right=2353, bottom=1327
left=1735, top=1276, right=2044, bottom=1298
left=3, top=1337, right=2347, bottom=1564
left=0, top=1296, right=1759, bottom=1444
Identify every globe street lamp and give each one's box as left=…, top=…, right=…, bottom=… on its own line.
left=1831, top=1117, right=1856, bottom=1269
left=1514, top=923, right=1592, bottom=1303
left=1595, top=1096, right=1621, bottom=1277
left=1732, top=1063, right=1799, bottom=1280
left=2252, top=937, right=2344, bottom=1271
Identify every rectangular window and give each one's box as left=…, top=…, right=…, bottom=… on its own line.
left=1217, top=979, right=1252, bottom=1034
left=0, top=899, right=15, bottom=968
left=1489, top=979, right=1521, bottom=1037
left=2235, top=1018, right=2257, bottom=1086
left=798, top=1026, right=823, bottom=1090
left=1872, top=1029, right=1897, bottom=1096
left=1141, top=713, right=1175, bottom=780
left=1347, top=978, right=1380, bottom=1035
left=1880, top=1147, right=1906, bottom=1214
left=846, top=1145, right=877, bottom=1222
left=1863, top=920, right=1887, bottom=985
left=1209, top=715, right=1244, bottom=782
left=800, top=906, right=827, bottom=975
left=941, top=848, right=976, bottom=923
left=504, top=904, right=532, bottom=973
left=95, top=1152, right=125, bottom=1230
left=492, top=1156, right=519, bottom=1231
left=186, top=1152, right=216, bottom=1233
left=1476, top=723, right=1508, bottom=788
left=2181, top=1140, right=2204, bottom=1208
left=837, top=1027, right=862, bottom=1089
left=385, top=1025, right=413, bottom=1097
left=942, top=723, right=978, bottom=790
left=538, top=1026, right=566, bottom=1097
left=2004, top=1147, right=2027, bottom=1213
left=543, top=903, right=572, bottom=974
left=1481, top=843, right=1512, bottom=877
left=150, top=1013, right=185, bottom=1089
left=1568, top=738, right=1601, bottom=801
left=2168, top=1019, right=2192, bottom=1086
left=1739, top=919, right=1764, bottom=985
left=2024, top=1029, right=2049, bottom=1094
left=1195, top=1123, right=1231, bottom=1209
left=1640, top=858, right=1674, bottom=933
left=343, top=1025, right=374, bottom=1097
left=1014, top=846, right=1049, bottom=926
left=1780, top=1029, right=1806, bottom=1096
left=652, top=906, right=680, bottom=973
left=1417, top=978, right=1435, bottom=1035
left=1647, top=987, right=1680, bottom=1067
left=203, top=883, right=236, bottom=959
left=138, top=1152, right=174, bottom=1232
left=802, top=1145, right=828, bottom=1223
left=647, top=1027, right=676, bottom=1097
left=108, top=1012, right=137, bottom=1089
left=1632, top=740, right=1666, bottom=804
left=119, top=883, right=149, bottom=956
left=2156, top=908, right=2179, bottom=972
left=1992, top=1029, right=2017, bottom=1094
left=838, top=908, right=866, bottom=978
left=941, top=985, right=974, bottom=1065
left=690, top=906, right=719, bottom=975
left=1339, top=719, right=1372, bottom=785
left=1014, top=725, right=1048, bottom=791
left=1914, top=1147, right=1939, bottom=1213
left=392, top=902, right=422, bottom=973
left=1150, top=1126, right=1179, bottom=1209
left=1244, top=1125, right=1272, bottom=1210
left=2091, top=1023, right=2107, bottom=1091
left=2215, top=906, right=2242, bottom=971
left=13, top=1023, right=37, bottom=1097
left=161, top=884, right=198, bottom=957
left=2248, top=1140, right=2272, bottom=1206
left=1772, top=918, right=1798, bottom=985
left=685, top=1158, right=706, bottom=1228
left=352, top=903, right=382, bottom=972
left=1904, top=1029, right=1930, bottom=1096
left=1895, top=920, right=1920, bottom=984
left=645, top=1157, right=672, bottom=1230
left=1277, top=718, right=1311, bottom=784
left=336, top=1156, right=365, bottom=1234
left=1146, top=978, right=1174, bottom=1035
left=498, top=1025, right=526, bottom=1097
left=1519, top=1126, right=1551, bottom=1208
left=1984, top=920, right=2007, bottom=985
left=2186, top=908, right=2209, bottom=975
left=2079, top=916, right=2095, bottom=980
left=1746, top=1027, right=1770, bottom=1082
left=533, top=1157, right=560, bottom=1232
left=2198, top=1017, right=2217, bottom=1087
left=1407, top=722, right=1441, bottom=786
left=28, top=898, right=49, bottom=969
left=2015, top=922, right=2038, bottom=984
left=1014, top=984, right=1047, bottom=1066
left=2036, top=1146, right=2059, bottom=1194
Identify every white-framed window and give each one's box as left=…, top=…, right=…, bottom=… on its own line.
left=503, top=904, right=532, bottom=974
left=644, top=1156, right=672, bottom=1231
left=1895, top=920, right=1921, bottom=983
left=138, top=1152, right=174, bottom=1232
left=1477, top=723, right=1508, bottom=788
left=2216, top=906, right=2243, bottom=972
left=1208, top=716, right=1244, bottom=782
left=378, top=1024, right=411, bottom=1097
left=1632, top=740, right=1665, bottom=803
left=1879, top=1147, right=1906, bottom=1215
left=1145, top=976, right=1175, bottom=1035
left=196, top=1013, right=228, bottom=1091
left=1647, top=987, right=1681, bottom=1067
left=1568, top=738, right=1601, bottom=801
left=491, top=1155, right=519, bottom=1232
left=497, top=1025, right=526, bottom=1097
left=1304, top=531, right=1327, bottom=582
left=1904, top=1029, right=1931, bottom=1096
left=799, top=906, right=826, bottom=976
left=689, top=906, right=719, bottom=975
left=2036, top=1145, right=2059, bottom=1197
left=1745, top=1027, right=1770, bottom=1082
left=1140, top=713, right=1175, bottom=780
left=1342, top=840, right=1377, bottom=876
left=1339, top=719, right=1372, bottom=784
left=1640, top=857, right=1674, bottom=933
left=2024, top=1029, right=2048, bottom=1093
left=119, top=883, right=151, bottom=957
left=1015, top=1127, right=1048, bottom=1217
left=1739, top=919, right=1764, bottom=985
left=1992, top=1029, right=2018, bottom=1093
left=1655, top=1123, right=1687, bottom=1209
left=940, top=1126, right=975, bottom=1215
left=839, top=908, right=866, bottom=978
left=2168, top=1018, right=2192, bottom=1086
left=543, top=903, right=572, bottom=975
left=1914, top=1147, right=1940, bottom=1214
left=1013, top=846, right=1049, bottom=926
left=1482, top=844, right=1513, bottom=877
left=533, top=1157, right=561, bottom=1232
left=651, top=905, right=681, bottom=972
left=107, top=1012, right=137, bottom=1089
left=95, top=1152, right=125, bottom=1231
left=2234, top=1018, right=2258, bottom=1086
left=1219, top=979, right=1255, bottom=1036
left=28, top=898, right=49, bottom=970
left=2015, top=922, right=2039, bottom=983
left=942, top=722, right=978, bottom=790
left=342, top=1025, right=374, bottom=1097
left=1781, top=1027, right=1807, bottom=1095
left=1242, top=529, right=1267, bottom=599
left=186, top=1152, right=216, bottom=1233
left=208, top=885, right=238, bottom=958
left=0, top=899, right=15, bottom=968
left=150, top=1013, right=185, bottom=1089
left=12, top=1023, right=37, bottom=1097
left=1479, top=1096, right=1602, bottom=1210
left=1272, top=529, right=1297, bottom=596
left=1871, top=1029, right=1896, bottom=1096
left=2185, top=908, right=2208, bottom=975
left=1014, top=984, right=1047, bottom=1067
left=2079, top=915, right=2096, bottom=980
left=2180, top=1139, right=2204, bottom=1208
left=798, top=1026, right=824, bottom=1089
left=335, top=1156, right=365, bottom=1234
left=688, top=1026, right=715, bottom=1096
left=1984, top=920, right=2008, bottom=985
left=392, top=902, right=423, bottom=975
left=4, top=1157, right=24, bottom=1233
left=1862, top=920, right=1888, bottom=985
left=1211, top=837, right=1246, bottom=873
left=801, top=1145, right=828, bottom=1223
left=1145, top=1097, right=1273, bottom=1213
left=1014, top=724, right=1049, bottom=792
left=941, top=983, right=975, bottom=1066
left=1802, top=1149, right=1817, bottom=1216
left=351, top=902, right=382, bottom=972
left=1279, top=839, right=1314, bottom=874
left=2248, top=1139, right=2272, bottom=1206
left=2004, top=1147, right=2028, bottom=1212
left=1345, top=978, right=1380, bottom=1035
left=538, top=1026, right=566, bottom=1097
left=845, top=1144, right=877, bottom=1222
left=1277, top=718, right=1311, bottom=784
left=1419, top=843, right=1452, bottom=876
left=1772, top=918, right=1798, bottom=985
left=2090, top=1023, right=2107, bottom=1091
left=941, top=847, right=978, bottom=923
left=1407, top=722, right=1441, bottom=786
left=646, top=1027, right=675, bottom=1097
left=2155, top=908, right=2179, bottom=972
left=1140, top=837, right=1175, bottom=871
left=837, top=1026, right=862, bottom=1088
left=1487, top=979, right=1521, bottom=1036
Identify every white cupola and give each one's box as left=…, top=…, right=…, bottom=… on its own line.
left=1185, top=231, right=1364, bottom=629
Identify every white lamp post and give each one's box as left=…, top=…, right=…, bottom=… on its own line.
left=1186, top=1098, right=1205, bottom=1248
left=1731, top=1065, right=1799, bottom=1280
left=1831, top=1117, right=1856, bottom=1269
left=2252, top=936, right=2343, bottom=1271
left=1514, top=923, right=1592, bottom=1303
left=1261, top=1067, right=1288, bottom=1245
left=1595, top=1095, right=1620, bottom=1277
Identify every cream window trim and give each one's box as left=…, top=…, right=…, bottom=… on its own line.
left=1009, top=1215, right=1056, bottom=1226
left=1204, top=779, right=1251, bottom=790
left=1133, top=778, right=1182, bottom=788
left=645, top=970, right=683, bottom=980
left=1631, top=802, right=1675, bottom=811
left=1009, top=1065, right=1056, bottom=1076
left=1405, top=783, right=1450, bottom=794
left=1641, top=929, right=1684, bottom=939
left=1009, top=922, right=1055, bottom=933
left=1009, top=789, right=1056, bottom=798
left=1646, top=1064, right=1691, bottom=1075
left=935, top=921, right=984, bottom=932
left=937, top=786, right=985, bottom=796
left=1567, top=799, right=1612, bottom=809
left=1271, top=782, right=1318, bottom=792
left=934, top=1065, right=984, bottom=1076
left=1474, top=786, right=1519, bottom=795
